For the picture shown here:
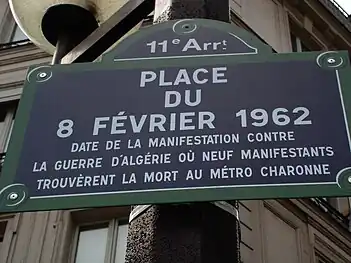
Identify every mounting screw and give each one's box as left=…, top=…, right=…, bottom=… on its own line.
left=9, top=193, right=18, bottom=200
left=39, top=72, right=47, bottom=78
left=327, top=58, right=336, bottom=64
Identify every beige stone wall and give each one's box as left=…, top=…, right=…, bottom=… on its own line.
left=232, top=0, right=291, bottom=52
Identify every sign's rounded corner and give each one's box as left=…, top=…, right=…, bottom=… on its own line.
left=315, top=51, right=348, bottom=70
left=336, top=167, right=351, bottom=190
left=26, top=65, right=54, bottom=83
left=0, top=183, right=29, bottom=210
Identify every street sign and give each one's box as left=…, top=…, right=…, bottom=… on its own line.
left=1, top=19, right=351, bottom=212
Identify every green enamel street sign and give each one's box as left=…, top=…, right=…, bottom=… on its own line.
left=1, top=19, right=351, bottom=213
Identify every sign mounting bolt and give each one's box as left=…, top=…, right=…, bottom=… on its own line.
left=348, top=176, right=351, bottom=184
left=9, top=193, right=18, bottom=200
left=327, top=58, right=336, bottom=64
left=39, top=72, right=47, bottom=78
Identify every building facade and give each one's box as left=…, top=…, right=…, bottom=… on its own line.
left=0, top=0, right=351, bottom=262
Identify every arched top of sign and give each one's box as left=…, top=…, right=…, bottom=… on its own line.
left=103, top=18, right=272, bottom=62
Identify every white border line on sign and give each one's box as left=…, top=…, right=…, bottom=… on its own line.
left=228, top=33, right=258, bottom=54
left=113, top=52, right=257, bottom=62
left=336, top=70, right=351, bottom=152
left=28, top=53, right=350, bottom=201
left=30, top=181, right=336, bottom=200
